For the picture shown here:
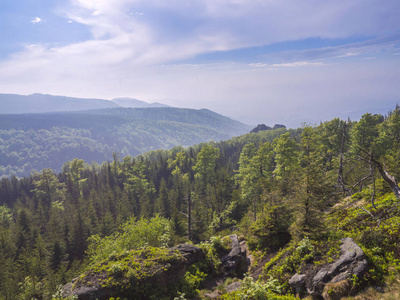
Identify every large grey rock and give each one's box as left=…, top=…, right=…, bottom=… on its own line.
left=173, top=243, right=205, bottom=265
left=289, top=273, right=306, bottom=295
left=62, top=281, right=112, bottom=300
left=62, top=245, right=204, bottom=300
left=221, top=235, right=247, bottom=277
left=290, top=238, right=368, bottom=297
left=225, top=281, right=242, bottom=293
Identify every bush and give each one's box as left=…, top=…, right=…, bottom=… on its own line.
left=245, top=205, right=292, bottom=251
left=86, top=215, right=172, bottom=263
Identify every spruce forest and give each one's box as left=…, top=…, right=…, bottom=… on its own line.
left=1, top=107, right=400, bottom=299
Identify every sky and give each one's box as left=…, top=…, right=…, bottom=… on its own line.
left=0, top=0, right=400, bottom=128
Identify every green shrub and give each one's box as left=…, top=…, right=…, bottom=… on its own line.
left=245, top=205, right=292, bottom=251
left=220, top=276, right=299, bottom=300
left=86, top=215, right=172, bottom=263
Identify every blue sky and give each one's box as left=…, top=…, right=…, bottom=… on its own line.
left=0, top=0, right=400, bottom=128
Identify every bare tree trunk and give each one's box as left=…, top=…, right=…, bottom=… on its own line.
left=357, top=147, right=400, bottom=200
left=370, top=156, right=400, bottom=199
left=370, top=163, right=377, bottom=209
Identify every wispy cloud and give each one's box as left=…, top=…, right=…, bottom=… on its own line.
left=259, top=35, right=400, bottom=64
left=0, top=0, right=399, bottom=128
left=31, top=17, right=43, bottom=24
left=58, top=0, right=400, bottom=65
left=272, top=61, right=325, bottom=67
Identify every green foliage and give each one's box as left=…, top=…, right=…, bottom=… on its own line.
left=78, top=246, right=184, bottom=299
left=326, top=193, right=400, bottom=286
left=52, top=285, right=78, bottom=300
left=273, top=132, right=299, bottom=183
left=350, top=113, right=383, bottom=156
left=236, top=142, right=274, bottom=219
left=193, top=144, right=220, bottom=188
left=0, top=204, right=12, bottom=227
left=221, top=276, right=299, bottom=300
left=179, top=264, right=207, bottom=298
left=210, top=235, right=231, bottom=253
left=0, top=107, right=249, bottom=177
left=1, top=106, right=400, bottom=299
left=32, top=168, right=67, bottom=208
left=86, top=215, right=172, bottom=263
left=198, top=240, right=224, bottom=276
left=245, top=205, right=291, bottom=251
left=260, top=238, right=316, bottom=292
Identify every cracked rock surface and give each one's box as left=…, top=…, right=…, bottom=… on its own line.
left=289, top=237, right=368, bottom=298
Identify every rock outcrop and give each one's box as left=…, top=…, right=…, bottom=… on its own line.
left=289, top=273, right=306, bottom=295
left=289, top=238, right=368, bottom=298
left=221, top=235, right=248, bottom=277
left=62, top=244, right=204, bottom=300
left=173, top=243, right=205, bottom=265
left=61, top=238, right=249, bottom=299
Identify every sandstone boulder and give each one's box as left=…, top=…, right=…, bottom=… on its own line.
left=173, top=243, right=205, bottom=265
left=289, top=238, right=368, bottom=298
left=221, top=235, right=248, bottom=277
left=62, top=245, right=204, bottom=300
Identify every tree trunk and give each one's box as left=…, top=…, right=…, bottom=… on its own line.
left=371, top=156, right=400, bottom=199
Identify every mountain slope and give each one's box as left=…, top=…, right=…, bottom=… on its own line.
left=111, top=97, right=169, bottom=108
left=0, top=107, right=251, bottom=177
left=78, top=107, right=248, bottom=137
left=0, top=93, right=119, bottom=114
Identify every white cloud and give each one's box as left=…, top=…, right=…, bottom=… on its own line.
left=59, top=0, right=400, bottom=65
left=0, top=0, right=399, bottom=128
left=336, top=52, right=360, bottom=58
left=31, top=17, right=43, bottom=24
left=248, top=63, right=268, bottom=68
left=272, top=61, right=325, bottom=68
left=259, top=36, right=400, bottom=65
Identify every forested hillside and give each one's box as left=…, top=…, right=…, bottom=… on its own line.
left=0, top=107, right=251, bottom=177
left=0, top=107, right=399, bottom=299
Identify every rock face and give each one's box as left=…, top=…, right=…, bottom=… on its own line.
left=62, top=244, right=204, bottom=300
left=221, top=235, right=248, bottom=277
left=62, top=280, right=110, bottom=300
left=61, top=238, right=249, bottom=299
left=289, top=274, right=306, bottom=295
left=251, top=124, right=272, bottom=133
left=173, top=243, right=205, bottom=265
left=289, top=238, right=368, bottom=298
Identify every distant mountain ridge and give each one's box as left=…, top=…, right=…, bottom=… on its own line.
left=77, top=107, right=247, bottom=137
left=0, top=93, right=169, bottom=114
left=0, top=105, right=252, bottom=177
left=111, top=98, right=169, bottom=108
left=0, top=93, right=119, bottom=114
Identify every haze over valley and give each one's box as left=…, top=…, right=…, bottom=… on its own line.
left=0, top=93, right=252, bottom=177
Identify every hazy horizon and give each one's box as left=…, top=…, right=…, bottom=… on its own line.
left=1, top=0, right=399, bottom=128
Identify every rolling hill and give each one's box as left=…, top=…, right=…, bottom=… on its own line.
left=0, top=93, right=119, bottom=114
left=0, top=106, right=252, bottom=177
left=111, top=97, right=169, bottom=108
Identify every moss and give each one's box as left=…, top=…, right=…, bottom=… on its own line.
left=75, top=247, right=185, bottom=299
left=220, top=276, right=300, bottom=300
left=322, top=280, right=351, bottom=300
left=320, top=192, right=400, bottom=293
